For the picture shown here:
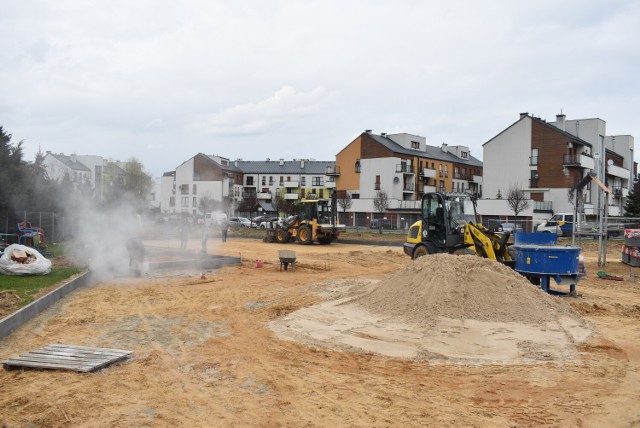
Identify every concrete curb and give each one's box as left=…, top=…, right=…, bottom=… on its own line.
left=0, top=271, right=93, bottom=341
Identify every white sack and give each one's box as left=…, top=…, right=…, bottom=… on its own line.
left=0, top=244, right=52, bottom=275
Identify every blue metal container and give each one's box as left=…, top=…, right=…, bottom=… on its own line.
left=514, top=232, right=557, bottom=246
left=514, top=245, right=580, bottom=275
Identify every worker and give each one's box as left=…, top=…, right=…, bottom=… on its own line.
left=201, top=222, right=209, bottom=253
left=220, top=218, right=228, bottom=243
left=180, top=215, right=189, bottom=249
left=125, top=237, right=145, bottom=277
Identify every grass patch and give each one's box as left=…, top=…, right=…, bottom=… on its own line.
left=0, top=244, right=83, bottom=317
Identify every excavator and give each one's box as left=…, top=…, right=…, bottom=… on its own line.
left=265, top=190, right=346, bottom=245
left=403, top=192, right=515, bottom=266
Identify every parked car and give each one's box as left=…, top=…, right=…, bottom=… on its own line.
left=499, top=222, right=524, bottom=234
left=258, top=216, right=281, bottom=229
left=370, top=219, right=395, bottom=230
left=228, top=217, right=252, bottom=228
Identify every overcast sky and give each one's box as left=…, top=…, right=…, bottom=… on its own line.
left=1, top=1, right=638, bottom=178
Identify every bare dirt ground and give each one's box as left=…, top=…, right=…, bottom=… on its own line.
left=1, top=237, right=640, bottom=427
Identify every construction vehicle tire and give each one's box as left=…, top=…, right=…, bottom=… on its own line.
left=412, top=245, right=428, bottom=260
left=318, top=237, right=332, bottom=245
left=276, top=229, right=290, bottom=243
left=297, top=225, right=313, bottom=245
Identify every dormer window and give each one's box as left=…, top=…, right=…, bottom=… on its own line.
left=461, top=151, right=468, bottom=159
left=411, top=141, right=420, bottom=149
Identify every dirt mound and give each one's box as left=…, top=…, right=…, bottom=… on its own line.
left=0, top=291, right=22, bottom=316
left=355, top=254, right=579, bottom=326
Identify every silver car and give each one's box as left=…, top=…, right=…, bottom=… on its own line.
left=228, top=217, right=252, bottom=227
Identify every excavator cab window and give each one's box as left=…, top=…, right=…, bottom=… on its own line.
left=423, top=194, right=446, bottom=245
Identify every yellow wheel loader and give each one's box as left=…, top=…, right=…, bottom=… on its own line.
left=265, top=191, right=345, bottom=245
left=403, top=192, right=515, bottom=266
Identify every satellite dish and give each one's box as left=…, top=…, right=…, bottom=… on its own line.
left=393, top=177, right=400, bottom=183
left=607, top=159, right=614, bottom=166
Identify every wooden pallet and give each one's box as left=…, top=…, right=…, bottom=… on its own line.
left=2, top=344, right=132, bottom=373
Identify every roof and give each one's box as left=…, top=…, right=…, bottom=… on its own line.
left=484, top=114, right=592, bottom=148
left=47, top=153, right=91, bottom=172
left=367, top=134, right=483, bottom=167
left=234, top=160, right=335, bottom=174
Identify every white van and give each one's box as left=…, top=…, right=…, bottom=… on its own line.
left=536, top=213, right=576, bottom=237
left=204, top=212, right=228, bottom=226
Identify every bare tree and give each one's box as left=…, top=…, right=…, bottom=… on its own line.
left=507, top=184, right=530, bottom=229
left=338, top=192, right=353, bottom=213
left=373, top=190, right=389, bottom=234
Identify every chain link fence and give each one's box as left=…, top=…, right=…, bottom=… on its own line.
left=1, top=211, right=68, bottom=246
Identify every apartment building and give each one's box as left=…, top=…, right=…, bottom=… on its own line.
left=159, top=154, right=337, bottom=216
left=482, top=112, right=635, bottom=219
left=335, top=130, right=483, bottom=226
left=42, top=152, right=126, bottom=200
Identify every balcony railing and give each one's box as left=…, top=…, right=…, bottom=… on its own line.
left=374, top=183, right=381, bottom=190
left=421, top=167, right=437, bottom=178
left=612, top=187, right=622, bottom=197
left=529, top=178, right=539, bottom=188
left=403, top=183, right=415, bottom=192
left=439, top=171, right=449, bottom=178
left=533, top=201, right=553, bottom=212
left=325, top=166, right=340, bottom=175
left=396, top=164, right=414, bottom=174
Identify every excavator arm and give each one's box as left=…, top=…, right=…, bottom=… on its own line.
left=463, top=223, right=513, bottom=263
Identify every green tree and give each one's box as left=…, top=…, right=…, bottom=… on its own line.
left=122, top=158, right=152, bottom=206
left=624, top=174, right=640, bottom=217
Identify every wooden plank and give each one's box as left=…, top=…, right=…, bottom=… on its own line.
left=48, top=343, right=132, bottom=354
left=2, top=344, right=132, bottom=372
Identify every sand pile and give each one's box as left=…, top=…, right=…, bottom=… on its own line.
left=355, top=254, right=578, bottom=326
left=271, top=252, right=595, bottom=363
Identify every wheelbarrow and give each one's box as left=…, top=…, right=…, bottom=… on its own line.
left=278, top=250, right=297, bottom=271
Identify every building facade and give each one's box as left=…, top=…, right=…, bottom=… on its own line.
left=159, top=155, right=338, bottom=216
left=335, top=130, right=483, bottom=227
left=481, top=112, right=635, bottom=221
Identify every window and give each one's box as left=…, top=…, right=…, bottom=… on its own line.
left=262, top=176, right=266, bottom=185
left=181, top=197, right=189, bottom=208
left=301, top=176, right=306, bottom=186
left=319, top=189, right=324, bottom=199
left=530, top=149, right=538, bottom=166
left=461, top=151, right=468, bottom=159
left=246, top=176, right=254, bottom=186
left=180, top=184, right=189, bottom=195
left=169, top=196, right=175, bottom=207
left=411, top=141, right=420, bottom=149
left=269, top=176, right=274, bottom=185
left=312, top=177, right=323, bottom=186
left=287, top=176, right=291, bottom=182
left=192, top=184, right=197, bottom=195
left=375, top=175, right=381, bottom=190
left=355, top=160, right=361, bottom=173
left=193, top=197, right=197, bottom=207
left=300, top=189, right=305, bottom=198
left=279, top=176, right=284, bottom=185
left=352, top=193, right=360, bottom=199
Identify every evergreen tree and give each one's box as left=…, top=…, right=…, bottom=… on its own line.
left=624, top=174, right=640, bottom=217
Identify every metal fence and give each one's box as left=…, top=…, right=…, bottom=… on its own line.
left=1, top=211, right=67, bottom=245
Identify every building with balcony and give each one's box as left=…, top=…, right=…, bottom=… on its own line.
left=335, top=130, right=483, bottom=227
left=159, top=155, right=337, bottom=216
left=482, top=112, right=636, bottom=221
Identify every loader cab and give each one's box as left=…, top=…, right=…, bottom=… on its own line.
left=422, top=193, right=476, bottom=248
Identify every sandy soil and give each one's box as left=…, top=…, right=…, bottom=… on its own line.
left=1, top=237, right=640, bottom=427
